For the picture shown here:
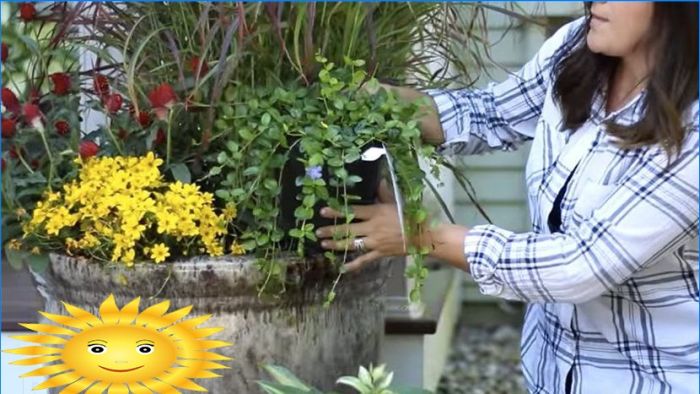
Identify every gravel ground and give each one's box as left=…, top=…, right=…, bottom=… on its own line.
left=436, top=323, right=526, bottom=394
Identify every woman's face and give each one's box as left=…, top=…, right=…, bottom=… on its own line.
left=586, top=2, right=654, bottom=58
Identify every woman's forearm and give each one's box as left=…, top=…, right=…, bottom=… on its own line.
left=382, top=85, right=446, bottom=145
left=413, top=223, right=470, bottom=272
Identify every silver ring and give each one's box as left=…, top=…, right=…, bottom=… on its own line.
left=352, top=238, right=367, bottom=253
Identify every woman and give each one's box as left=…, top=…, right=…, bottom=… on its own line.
left=316, top=3, right=699, bottom=394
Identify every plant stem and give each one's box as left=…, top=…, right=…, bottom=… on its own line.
left=37, top=128, right=55, bottom=190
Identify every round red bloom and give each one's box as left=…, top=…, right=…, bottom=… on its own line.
left=54, top=120, right=70, bottom=136
left=2, top=117, right=16, bottom=138
left=19, top=3, right=36, bottom=22
left=22, top=103, right=42, bottom=126
left=137, top=111, right=151, bottom=127
left=104, top=93, right=123, bottom=113
left=79, top=140, right=99, bottom=159
left=2, top=88, right=20, bottom=114
left=50, top=72, right=71, bottom=96
left=9, top=145, right=21, bottom=159
left=189, top=57, right=209, bottom=77
left=2, top=42, right=8, bottom=64
left=148, top=83, right=178, bottom=110
left=154, top=128, right=166, bottom=146
left=28, top=87, right=41, bottom=105
left=93, top=74, right=110, bottom=97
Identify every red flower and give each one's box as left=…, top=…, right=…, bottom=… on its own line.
left=1, top=42, right=7, bottom=64
left=137, top=111, right=151, bottom=127
left=93, top=74, right=110, bottom=97
left=54, top=120, right=70, bottom=136
left=2, top=88, right=20, bottom=114
left=154, top=128, right=166, bottom=146
left=189, top=57, right=209, bottom=77
left=104, top=93, right=123, bottom=113
left=30, top=159, right=40, bottom=169
left=79, top=140, right=99, bottom=159
left=9, top=145, right=20, bottom=159
left=28, top=87, right=41, bottom=105
left=50, top=72, right=71, bottom=96
left=23, top=103, right=43, bottom=127
left=19, top=3, right=36, bottom=22
left=2, top=117, right=16, bottom=138
left=148, top=83, right=178, bottom=120
left=118, top=128, right=129, bottom=140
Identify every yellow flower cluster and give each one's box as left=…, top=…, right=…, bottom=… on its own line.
left=25, top=153, right=229, bottom=266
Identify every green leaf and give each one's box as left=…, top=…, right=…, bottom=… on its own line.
left=261, top=113, right=272, bottom=126
left=209, top=166, right=222, bottom=176
left=170, top=163, right=191, bottom=183
left=260, top=365, right=313, bottom=391
left=243, top=166, right=260, bottom=177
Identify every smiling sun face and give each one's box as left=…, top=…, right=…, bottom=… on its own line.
left=5, top=295, right=231, bottom=393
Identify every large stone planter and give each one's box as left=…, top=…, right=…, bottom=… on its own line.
left=31, top=253, right=391, bottom=393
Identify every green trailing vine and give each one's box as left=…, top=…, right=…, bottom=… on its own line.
left=211, top=56, right=445, bottom=302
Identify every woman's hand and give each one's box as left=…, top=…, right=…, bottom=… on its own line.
left=316, top=202, right=408, bottom=272
left=316, top=180, right=407, bottom=271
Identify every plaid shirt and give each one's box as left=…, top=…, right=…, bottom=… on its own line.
left=427, top=18, right=699, bottom=394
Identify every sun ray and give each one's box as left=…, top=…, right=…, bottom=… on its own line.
left=5, top=345, right=61, bottom=356
left=20, top=363, right=71, bottom=377
left=159, top=371, right=207, bottom=392
left=117, top=297, right=141, bottom=325
left=39, top=311, right=94, bottom=330
left=11, top=334, right=68, bottom=345
left=186, top=370, right=222, bottom=379
left=196, top=340, right=232, bottom=350
left=133, top=300, right=171, bottom=328
left=19, top=323, right=78, bottom=336
left=7, top=295, right=230, bottom=392
left=58, top=377, right=93, bottom=394
left=107, top=382, right=129, bottom=393
left=176, top=360, right=229, bottom=370
left=160, top=306, right=194, bottom=325
left=62, top=302, right=102, bottom=326
left=127, top=382, right=153, bottom=394
left=10, top=355, right=62, bottom=366
left=85, top=380, right=110, bottom=394
left=98, top=295, right=121, bottom=325
left=34, top=370, right=81, bottom=390
left=190, top=327, right=224, bottom=338
left=142, top=378, right=181, bottom=394
left=184, top=351, right=233, bottom=361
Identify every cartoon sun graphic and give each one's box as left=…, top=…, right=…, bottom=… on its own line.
left=5, top=295, right=231, bottom=393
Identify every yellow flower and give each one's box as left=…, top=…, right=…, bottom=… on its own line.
left=14, top=208, right=27, bottom=218
left=223, top=203, right=238, bottom=221
left=149, top=243, right=170, bottom=263
left=30, top=247, right=41, bottom=255
left=7, top=239, right=22, bottom=251
left=230, top=242, right=245, bottom=255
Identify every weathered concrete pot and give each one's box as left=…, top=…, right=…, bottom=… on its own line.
left=31, top=253, right=391, bottom=393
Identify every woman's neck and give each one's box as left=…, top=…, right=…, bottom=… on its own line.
left=606, top=47, right=652, bottom=114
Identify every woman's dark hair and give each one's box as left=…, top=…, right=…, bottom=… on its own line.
left=553, top=2, right=698, bottom=157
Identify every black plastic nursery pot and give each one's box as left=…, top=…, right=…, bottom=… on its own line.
left=279, top=141, right=383, bottom=256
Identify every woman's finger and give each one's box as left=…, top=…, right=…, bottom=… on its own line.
left=321, top=236, right=375, bottom=252
left=320, top=205, right=376, bottom=220
left=315, top=222, right=371, bottom=239
left=344, top=250, right=382, bottom=272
